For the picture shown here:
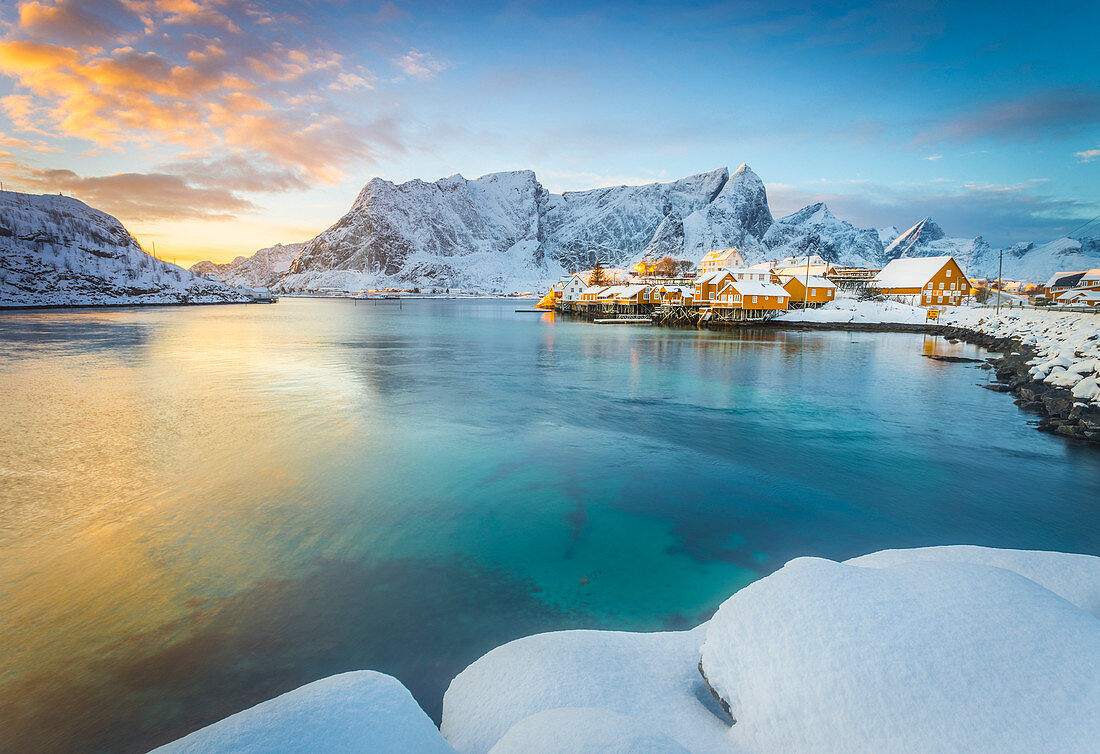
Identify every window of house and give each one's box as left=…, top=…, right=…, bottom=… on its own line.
left=734, top=295, right=741, bottom=302
left=939, top=282, right=944, bottom=289
left=752, top=296, right=758, bottom=303
left=946, top=269, right=952, bottom=277
left=810, top=288, right=816, bottom=295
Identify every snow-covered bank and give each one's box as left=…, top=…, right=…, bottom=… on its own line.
left=157, top=546, right=1100, bottom=753
left=939, top=308, right=1100, bottom=405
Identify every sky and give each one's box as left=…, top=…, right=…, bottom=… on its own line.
left=0, top=0, right=1098, bottom=268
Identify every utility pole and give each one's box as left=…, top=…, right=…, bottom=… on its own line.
left=995, top=247, right=1003, bottom=315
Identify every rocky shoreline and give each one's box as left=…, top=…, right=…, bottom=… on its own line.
left=933, top=325, right=1100, bottom=444
left=748, top=317, right=1100, bottom=446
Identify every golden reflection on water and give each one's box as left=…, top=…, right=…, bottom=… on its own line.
left=0, top=306, right=369, bottom=701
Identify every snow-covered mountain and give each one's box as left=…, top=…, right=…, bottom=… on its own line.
left=881, top=217, right=994, bottom=273
left=192, top=242, right=305, bottom=288
left=276, top=165, right=780, bottom=293
left=0, top=191, right=250, bottom=307
left=990, top=237, right=1100, bottom=282
left=240, top=166, right=1099, bottom=292
left=763, top=203, right=883, bottom=267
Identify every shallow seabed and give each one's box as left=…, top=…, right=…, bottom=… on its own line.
left=1, top=298, right=1097, bottom=752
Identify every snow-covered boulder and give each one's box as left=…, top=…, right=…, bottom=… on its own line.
left=487, top=708, right=690, bottom=754
left=699, top=551, right=1100, bottom=753
left=1073, top=376, right=1100, bottom=401
left=441, top=627, right=730, bottom=753
left=154, top=671, right=454, bottom=753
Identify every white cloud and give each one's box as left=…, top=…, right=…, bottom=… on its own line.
left=1076, top=147, right=1100, bottom=162
left=396, top=49, right=446, bottom=80
left=924, top=154, right=943, bottom=161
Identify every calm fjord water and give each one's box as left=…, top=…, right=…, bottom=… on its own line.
left=2, top=298, right=1099, bottom=752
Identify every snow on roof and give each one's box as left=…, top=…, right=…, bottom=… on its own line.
left=1079, top=269, right=1100, bottom=282
left=597, top=285, right=626, bottom=297
left=776, top=254, right=828, bottom=268
left=780, top=275, right=835, bottom=289
left=719, top=280, right=789, bottom=297
left=616, top=284, right=648, bottom=297
left=1063, top=289, right=1100, bottom=302
left=774, top=264, right=832, bottom=277
left=700, top=248, right=740, bottom=262
left=872, top=256, right=954, bottom=288
left=1043, top=270, right=1087, bottom=288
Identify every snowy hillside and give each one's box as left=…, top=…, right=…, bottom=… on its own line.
left=0, top=191, right=250, bottom=307
left=192, top=243, right=305, bottom=288
left=992, top=237, right=1100, bottom=283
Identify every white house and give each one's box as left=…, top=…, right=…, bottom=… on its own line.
left=699, top=249, right=745, bottom=274
left=560, top=273, right=588, bottom=303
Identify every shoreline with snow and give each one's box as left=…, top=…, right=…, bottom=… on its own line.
left=156, top=545, right=1100, bottom=753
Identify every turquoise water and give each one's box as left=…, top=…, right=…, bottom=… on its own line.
left=1, top=298, right=1098, bottom=752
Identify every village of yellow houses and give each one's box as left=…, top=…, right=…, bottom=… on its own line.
left=542, top=248, right=979, bottom=324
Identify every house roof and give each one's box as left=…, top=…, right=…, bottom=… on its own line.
left=700, top=248, right=740, bottom=263
left=597, top=285, right=627, bottom=298
left=1044, top=271, right=1087, bottom=288
left=1078, top=269, right=1100, bottom=283
left=719, top=280, right=790, bottom=297
left=582, top=285, right=609, bottom=295
left=872, top=256, right=955, bottom=288
left=616, top=284, right=649, bottom=297
left=774, top=264, right=832, bottom=277
left=780, top=275, right=835, bottom=289
left=1063, top=289, right=1100, bottom=302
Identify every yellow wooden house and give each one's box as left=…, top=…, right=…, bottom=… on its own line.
left=780, top=275, right=836, bottom=306
left=698, top=248, right=745, bottom=274
left=713, top=280, right=790, bottom=311
left=871, top=256, right=968, bottom=306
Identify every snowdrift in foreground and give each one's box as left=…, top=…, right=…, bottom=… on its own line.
left=153, top=671, right=454, bottom=754
left=157, top=546, right=1100, bottom=753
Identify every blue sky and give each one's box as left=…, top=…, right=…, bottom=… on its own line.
left=0, top=0, right=1097, bottom=265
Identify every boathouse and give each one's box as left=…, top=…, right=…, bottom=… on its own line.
left=871, top=256, right=968, bottom=306
left=713, top=279, right=790, bottom=312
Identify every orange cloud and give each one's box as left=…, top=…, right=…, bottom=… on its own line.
left=0, top=0, right=391, bottom=186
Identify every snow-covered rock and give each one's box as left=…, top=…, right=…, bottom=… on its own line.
left=153, top=671, right=454, bottom=754
left=487, top=708, right=690, bottom=754
left=700, top=551, right=1100, bottom=753
left=762, top=202, right=881, bottom=267
left=191, top=242, right=305, bottom=288
left=441, top=626, right=730, bottom=754
left=0, top=190, right=249, bottom=307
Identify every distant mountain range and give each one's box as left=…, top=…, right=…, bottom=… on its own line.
left=0, top=191, right=249, bottom=307
left=191, top=165, right=1099, bottom=291
left=3, top=167, right=1094, bottom=306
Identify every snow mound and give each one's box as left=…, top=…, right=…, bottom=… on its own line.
left=487, top=708, right=690, bottom=754
left=700, top=554, right=1100, bottom=753
left=845, top=545, right=1100, bottom=618
left=441, top=627, right=731, bottom=754
left=153, top=671, right=454, bottom=753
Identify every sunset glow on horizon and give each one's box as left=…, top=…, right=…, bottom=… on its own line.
left=1, top=0, right=1098, bottom=268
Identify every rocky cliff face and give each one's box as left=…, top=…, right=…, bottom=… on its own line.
left=0, top=191, right=249, bottom=306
